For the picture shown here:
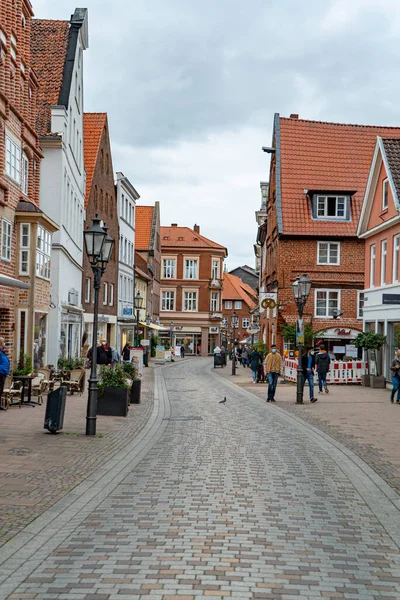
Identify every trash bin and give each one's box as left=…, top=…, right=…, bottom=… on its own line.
left=214, top=353, right=224, bottom=368
left=44, top=386, right=67, bottom=433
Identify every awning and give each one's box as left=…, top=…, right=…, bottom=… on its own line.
left=139, top=321, right=168, bottom=331
left=0, top=274, right=30, bottom=290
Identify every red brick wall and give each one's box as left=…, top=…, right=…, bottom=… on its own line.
left=222, top=301, right=252, bottom=343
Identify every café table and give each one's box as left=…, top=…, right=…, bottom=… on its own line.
left=12, top=374, right=38, bottom=407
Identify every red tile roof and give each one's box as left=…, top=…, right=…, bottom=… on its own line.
left=135, top=206, right=155, bottom=250
left=277, top=116, right=400, bottom=236
left=31, top=19, right=70, bottom=136
left=83, top=113, right=107, bottom=207
left=161, top=226, right=227, bottom=252
left=222, top=273, right=257, bottom=310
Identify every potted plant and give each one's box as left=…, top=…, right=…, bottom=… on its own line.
left=122, top=362, right=141, bottom=404
left=13, top=352, right=34, bottom=376
left=354, top=331, right=386, bottom=388
left=97, top=365, right=129, bottom=416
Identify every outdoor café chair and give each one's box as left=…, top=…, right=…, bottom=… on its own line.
left=3, top=376, right=22, bottom=409
left=61, top=369, right=84, bottom=394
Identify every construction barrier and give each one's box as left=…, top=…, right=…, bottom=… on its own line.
left=283, top=358, right=367, bottom=384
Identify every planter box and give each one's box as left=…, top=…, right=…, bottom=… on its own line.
left=361, top=374, right=370, bottom=387
left=370, top=375, right=386, bottom=389
left=130, top=379, right=141, bottom=404
left=97, top=387, right=129, bottom=416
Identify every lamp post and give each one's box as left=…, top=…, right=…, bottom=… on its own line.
left=231, top=311, right=239, bottom=376
left=134, top=291, right=143, bottom=347
left=291, top=273, right=312, bottom=404
left=84, top=216, right=114, bottom=436
left=169, top=321, right=174, bottom=352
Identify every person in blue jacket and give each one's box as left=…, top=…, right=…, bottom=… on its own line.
left=0, top=337, right=10, bottom=411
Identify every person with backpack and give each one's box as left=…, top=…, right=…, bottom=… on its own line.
left=249, top=347, right=262, bottom=383
left=390, top=348, right=400, bottom=403
left=0, top=338, right=10, bottom=411
left=96, top=340, right=112, bottom=374
left=315, top=344, right=331, bottom=394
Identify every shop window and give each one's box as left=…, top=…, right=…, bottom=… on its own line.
left=33, top=312, right=48, bottom=368
left=1, top=219, right=12, bottom=262
left=161, top=291, right=175, bottom=311
left=19, top=223, right=30, bottom=274
left=183, top=291, right=197, bottom=312
left=317, top=241, right=340, bottom=265
left=36, top=226, right=51, bottom=279
left=315, top=289, right=340, bottom=318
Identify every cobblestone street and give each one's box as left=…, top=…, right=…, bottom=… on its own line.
left=1, top=358, right=399, bottom=600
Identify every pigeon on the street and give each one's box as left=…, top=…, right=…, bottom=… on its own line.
left=219, top=397, right=227, bottom=404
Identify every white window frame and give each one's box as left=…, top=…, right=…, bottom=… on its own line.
left=183, top=290, right=198, bottom=312
left=1, top=219, right=12, bottom=262
left=161, top=290, right=175, bottom=311
left=85, top=277, right=91, bottom=303
left=316, top=195, right=346, bottom=219
left=211, top=259, right=219, bottom=280
left=5, top=135, right=21, bottom=183
left=314, top=289, right=340, bottom=318
left=163, top=258, right=176, bottom=279
left=36, top=226, right=51, bottom=279
left=109, top=283, right=114, bottom=306
left=225, top=301, right=232, bottom=310
left=234, top=300, right=242, bottom=310
left=184, top=259, right=198, bottom=280
left=370, top=244, right=376, bottom=288
left=357, top=291, right=365, bottom=319
left=382, top=178, right=389, bottom=211
left=242, top=317, right=250, bottom=328
left=21, top=152, right=28, bottom=195
left=210, top=291, right=219, bottom=312
left=19, top=223, right=30, bottom=275
left=394, top=235, right=400, bottom=283
left=381, top=239, right=387, bottom=286
left=103, top=282, right=108, bottom=305
left=317, top=241, right=340, bottom=265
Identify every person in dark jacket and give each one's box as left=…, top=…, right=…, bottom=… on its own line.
left=315, top=344, right=331, bottom=393
left=122, top=343, right=131, bottom=362
left=0, top=338, right=10, bottom=411
left=97, top=340, right=112, bottom=367
left=301, top=348, right=317, bottom=403
left=249, top=348, right=262, bottom=383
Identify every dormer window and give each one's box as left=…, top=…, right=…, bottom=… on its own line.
left=310, top=192, right=351, bottom=221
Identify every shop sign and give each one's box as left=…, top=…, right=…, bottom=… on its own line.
left=382, top=293, right=400, bottom=305
left=319, top=328, right=361, bottom=339
left=209, top=326, right=219, bottom=334
left=123, top=307, right=133, bottom=316
left=260, top=292, right=277, bottom=313
left=247, top=325, right=260, bottom=334
left=140, top=339, right=150, bottom=347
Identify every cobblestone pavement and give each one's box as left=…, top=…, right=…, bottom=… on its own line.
left=0, top=366, right=155, bottom=547
left=215, top=364, right=400, bottom=495
left=2, top=358, right=400, bottom=600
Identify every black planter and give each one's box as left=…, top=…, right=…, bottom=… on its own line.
left=97, top=387, right=129, bottom=416
left=130, top=379, right=141, bottom=404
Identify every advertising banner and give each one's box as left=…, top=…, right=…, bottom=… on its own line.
left=155, top=345, right=166, bottom=364
left=131, top=348, right=143, bottom=378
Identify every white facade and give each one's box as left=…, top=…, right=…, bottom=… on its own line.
left=39, top=11, right=88, bottom=363
left=116, top=172, right=139, bottom=351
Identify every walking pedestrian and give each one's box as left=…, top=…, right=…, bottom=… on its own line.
left=111, top=347, right=120, bottom=369
left=315, top=344, right=331, bottom=394
left=301, top=347, right=317, bottom=403
left=241, top=347, right=249, bottom=368
left=390, top=349, right=400, bottom=403
left=180, top=345, right=185, bottom=358
left=0, top=338, right=10, bottom=411
left=249, top=347, right=262, bottom=383
left=96, top=340, right=112, bottom=374
left=265, top=344, right=281, bottom=402
left=122, top=342, right=131, bottom=362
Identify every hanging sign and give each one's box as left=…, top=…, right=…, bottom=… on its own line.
left=296, top=318, right=304, bottom=347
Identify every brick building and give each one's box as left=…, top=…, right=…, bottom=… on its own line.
left=159, top=224, right=227, bottom=356
left=135, top=204, right=161, bottom=324
left=259, top=114, right=400, bottom=355
left=222, top=273, right=257, bottom=348
left=228, top=266, right=258, bottom=292
left=0, top=0, right=58, bottom=367
left=82, top=113, right=118, bottom=351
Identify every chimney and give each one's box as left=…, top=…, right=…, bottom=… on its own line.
left=194, top=224, right=200, bottom=234
left=171, top=223, right=178, bottom=227
left=290, top=113, right=299, bottom=119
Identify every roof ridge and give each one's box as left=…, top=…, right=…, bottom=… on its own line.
left=280, top=116, right=400, bottom=130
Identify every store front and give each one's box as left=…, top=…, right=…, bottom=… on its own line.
left=60, top=310, right=83, bottom=360
left=315, top=327, right=363, bottom=359
left=33, top=311, right=48, bottom=368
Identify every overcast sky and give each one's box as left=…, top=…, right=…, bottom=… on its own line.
left=33, top=0, right=400, bottom=269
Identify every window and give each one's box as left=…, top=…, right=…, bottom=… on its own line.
left=383, top=179, right=389, bottom=210
left=234, top=301, right=242, bottom=310
left=2, top=219, right=12, bottom=261
left=381, top=239, right=387, bottom=285
left=317, top=241, right=340, bottom=265
left=370, top=244, right=376, bottom=287
left=315, top=290, right=339, bottom=318
left=121, top=194, right=125, bottom=217
left=36, top=226, right=51, bottom=279
left=357, top=291, right=365, bottom=319
left=161, top=291, right=175, bottom=311
left=210, top=292, right=219, bottom=312
left=212, top=259, right=219, bottom=279
left=5, top=136, right=21, bottom=183
left=163, top=259, right=176, bottom=279
left=109, top=284, right=114, bottom=306
left=19, top=223, right=30, bottom=274
left=184, top=259, right=198, bottom=279
left=242, top=317, right=250, bottom=328
left=394, top=235, right=400, bottom=283
left=316, top=195, right=346, bottom=219
left=21, top=153, right=28, bottom=195
left=103, top=282, right=108, bottom=305
left=225, top=301, right=232, bottom=309
left=85, top=278, right=91, bottom=303
left=184, top=291, right=197, bottom=312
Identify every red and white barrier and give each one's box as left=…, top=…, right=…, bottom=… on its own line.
left=283, top=358, right=367, bottom=384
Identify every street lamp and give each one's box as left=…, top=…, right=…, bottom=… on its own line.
left=169, top=321, right=174, bottom=351
left=291, top=273, right=312, bottom=404
left=134, top=291, right=143, bottom=347
left=83, top=216, right=114, bottom=436
left=231, top=311, right=239, bottom=376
